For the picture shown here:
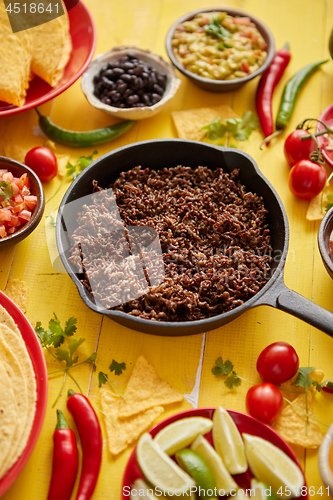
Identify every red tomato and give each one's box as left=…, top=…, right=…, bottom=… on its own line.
left=284, top=129, right=317, bottom=167
left=289, top=159, right=327, bottom=200
left=24, top=147, right=57, bottom=182
left=256, top=341, right=299, bottom=384
left=246, top=383, right=283, bottom=425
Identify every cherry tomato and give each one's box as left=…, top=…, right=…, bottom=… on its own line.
left=256, top=341, right=299, bottom=384
left=24, top=147, right=57, bottom=182
left=284, top=129, right=317, bottom=167
left=246, top=383, right=283, bottom=425
left=289, top=159, right=327, bottom=201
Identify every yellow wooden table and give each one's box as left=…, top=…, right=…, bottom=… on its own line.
left=1, top=0, right=333, bottom=498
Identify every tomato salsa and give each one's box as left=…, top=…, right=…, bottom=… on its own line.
left=0, top=169, right=37, bottom=238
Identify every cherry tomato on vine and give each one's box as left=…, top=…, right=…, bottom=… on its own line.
left=257, top=342, right=299, bottom=385
left=24, top=146, right=57, bottom=182
left=284, top=129, right=317, bottom=167
left=289, top=159, right=327, bottom=201
left=246, top=383, right=283, bottom=425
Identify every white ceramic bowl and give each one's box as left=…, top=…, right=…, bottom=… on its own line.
left=318, top=423, right=333, bottom=496
left=81, top=46, right=181, bottom=120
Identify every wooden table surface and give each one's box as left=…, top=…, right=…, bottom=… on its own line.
left=1, top=0, right=333, bottom=498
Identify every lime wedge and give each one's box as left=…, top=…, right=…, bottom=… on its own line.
left=191, top=434, right=238, bottom=495
left=136, top=433, right=196, bottom=495
left=243, top=433, right=305, bottom=498
left=175, top=448, right=217, bottom=500
left=154, top=416, right=213, bottom=455
left=212, top=407, right=247, bottom=474
left=251, top=479, right=278, bottom=499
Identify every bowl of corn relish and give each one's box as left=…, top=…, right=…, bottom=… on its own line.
left=165, top=7, right=275, bottom=92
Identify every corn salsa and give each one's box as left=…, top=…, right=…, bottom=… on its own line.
left=171, top=11, right=268, bottom=81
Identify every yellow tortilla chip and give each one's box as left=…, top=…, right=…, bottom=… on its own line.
left=0, top=360, right=17, bottom=474
left=0, top=3, right=32, bottom=107
left=118, top=355, right=184, bottom=418
left=172, top=105, right=239, bottom=142
left=28, top=2, right=72, bottom=87
left=5, top=279, right=29, bottom=314
left=100, top=389, right=164, bottom=456
left=272, top=391, right=323, bottom=448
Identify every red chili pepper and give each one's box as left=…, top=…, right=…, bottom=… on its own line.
left=47, top=409, right=79, bottom=500
left=67, top=389, right=103, bottom=500
left=256, top=43, right=291, bottom=146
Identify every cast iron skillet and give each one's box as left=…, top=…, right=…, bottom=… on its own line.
left=56, top=139, right=333, bottom=337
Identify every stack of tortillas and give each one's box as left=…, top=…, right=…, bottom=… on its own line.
left=0, top=304, right=37, bottom=480
left=0, top=0, right=72, bottom=107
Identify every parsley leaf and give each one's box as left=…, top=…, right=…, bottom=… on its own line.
left=203, top=111, right=259, bottom=144
left=109, top=359, right=126, bottom=375
left=66, top=150, right=98, bottom=180
left=292, top=367, right=326, bottom=433
left=325, top=193, right=333, bottom=212
left=212, top=356, right=233, bottom=376
left=212, top=357, right=242, bottom=388
left=224, top=371, right=242, bottom=389
left=0, top=181, right=14, bottom=202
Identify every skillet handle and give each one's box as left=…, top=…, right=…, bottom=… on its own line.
left=276, top=287, right=333, bottom=337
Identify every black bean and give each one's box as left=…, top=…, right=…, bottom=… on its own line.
left=153, top=84, right=164, bottom=95
left=117, top=82, right=128, bottom=94
left=142, top=94, right=151, bottom=105
left=101, top=76, right=115, bottom=89
left=111, top=92, right=122, bottom=103
left=113, top=67, right=125, bottom=77
left=121, top=62, right=135, bottom=71
left=157, top=74, right=167, bottom=87
left=107, top=89, right=117, bottom=98
left=120, top=74, right=132, bottom=83
left=132, top=65, right=144, bottom=76
left=127, top=94, right=139, bottom=105
left=123, top=88, right=133, bottom=98
left=151, top=93, right=162, bottom=104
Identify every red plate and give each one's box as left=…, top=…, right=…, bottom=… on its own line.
left=122, top=408, right=308, bottom=499
left=0, top=0, right=96, bottom=117
left=317, top=104, right=333, bottom=168
left=0, top=291, right=48, bottom=497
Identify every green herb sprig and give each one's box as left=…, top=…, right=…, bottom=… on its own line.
left=203, top=111, right=259, bottom=146
left=98, top=359, right=126, bottom=399
left=36, top=314, right=96, bottom=407
left=66, top=150, right=98, bottom=180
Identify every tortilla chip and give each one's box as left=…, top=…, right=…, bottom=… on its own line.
left=0, top=3, right=32, bottom=107
left=56, top=154, right=70, bottom=178
left=100, top=389, right=164, bottom=456
left=272, top=391, right=323, bottom=448
left=28, top=1, right=72, bottom=87
left=3, top=142, right=27, bottom=164
left=5, top=279, right=29, bottom=314
left=118, top=355, right=184, bottom=418
left=172, top=105, right=239, bottom=142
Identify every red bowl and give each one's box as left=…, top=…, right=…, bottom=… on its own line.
left=0, top=292, right=48, bottom=496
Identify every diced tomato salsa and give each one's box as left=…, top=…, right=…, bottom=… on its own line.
left=0, top=169, right=37, bottom=238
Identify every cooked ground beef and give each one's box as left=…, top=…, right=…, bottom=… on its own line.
left=68, top=165, right=272, bottom=322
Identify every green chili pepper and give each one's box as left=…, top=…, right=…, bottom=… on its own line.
left=260, top=59, right=328, bottom=146
left=35, top=109, right=136, bottom=148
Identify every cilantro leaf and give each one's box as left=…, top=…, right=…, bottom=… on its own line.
left=203, top=111, right=259, bottom=143
left=205, top=16, right=231, bottom=42
left=0, top=181, right=14, bottom=202
left=99, top=371, right=108, bottom=387
left=66, top=151, right=98, bottom=180
left=109, top=359, right=126, bottom=375
left=212, top=356, right=233, bottom=376
left=47, top=214, right=57, bottom=227
left=224, top=371, right=242, bottom=389
left=292, top=367, right=317, bottom=392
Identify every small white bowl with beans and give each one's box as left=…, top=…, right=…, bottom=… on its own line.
left=165, top=7, right=275, bottom=92
left=81, top=46, right=181, bottom=120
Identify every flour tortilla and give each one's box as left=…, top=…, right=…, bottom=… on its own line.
left=0, top=305, right=37, bottom=480
left=0, top=361, right=17, bottom=472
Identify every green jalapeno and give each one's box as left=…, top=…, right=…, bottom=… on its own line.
left=36, top=109, right=136, bottom=148
left=260, top=59, right=328, bottom=147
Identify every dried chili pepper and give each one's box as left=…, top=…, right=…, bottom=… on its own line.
left=256, top=43, right=291, bottom=147
left=67, top=389, right=102, bottom=500
left=47, top=409, right=79, bottom=500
